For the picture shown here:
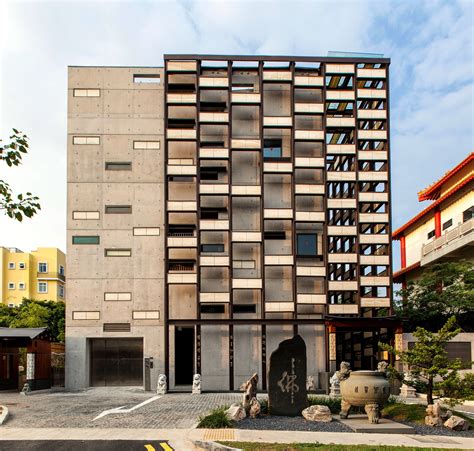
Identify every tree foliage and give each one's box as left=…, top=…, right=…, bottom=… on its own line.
left=380, top=316, right=470, bottom=405
left=395, top=262, right=474, bottom=332
left=0, top=129, right=41, bottom=221
left=0, top=299, right=65, bottom=342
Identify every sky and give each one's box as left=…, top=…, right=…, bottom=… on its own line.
left=0, top=0, right=473, bottom=270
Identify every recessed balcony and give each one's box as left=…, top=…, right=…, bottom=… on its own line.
left=358, top=150, right=388, bottom=161
left=167, top=164, right=196, bottom=176
left=265, top=302, right=294, bottom=312
left=167, top=61, right=197, bottom=72
left=264, top=209, right=293, bottom=219
left=262, top=71, right=292, bottom=81
left=297, top=294, right=326, bottom=304
left=326, top=64, right=355, bottom=74
left=326, top=117, right=355, bottom=127
left=167, top=93, right=196, bottom=104
left=199, top=77, right=229, bottom=88
left=199, top=184, right=229, bottom=195
left=167, top=273, right=197, bottom=284
left=200, top=220, right=229, bottom=230
left=167, top=237, right=197, bottom=247
left=358, top=192, right=389, bottom=202
left=231, top=138, right=261, bottom=149
left=200, top=292, right=230, bottom=303
left=264, top=255, right=294, bottom=265
left=327, top=199, right=356, bottom=209
left=326, top=91, right=355, bottom=101
left=359, top=255, right=390, bottom=265
left=357, top=89, right=386, bottom=99
left=200, top=256, right=229, bottom=266
left=233, top=278, right=262, bottom=289
left=294, top=130, right=324, bottom=140
left=199, top=112, right=229, bottom=123
left=358, top=171, right=388, bottom=182
left=294, top=76, right=324, bottom=87
left=294, top=157, right=324, bottom=168
left=359, top=234, right=390, bottom=244
left=295, top=184, right=325, bottom=195
left=263, top=116, right=292, bottom=127
left=326, top=144, right=356, bottom=155
left=327, top=226, right=357, bottom=236
left=294, top=103, right=324, bottom=114
left=296, top=266, right=326, bottom=277
left=357, top=68, right=386, bottom=78
left=326, top=171, right=356, bottom=181
left=232, top=185, right=261, bottom=196
left=360, top=276, right=390, bottom=286
left=166, top=129, right=196, bottom=140
left=359, top=213, right=389, bottom=223
left=232, top=232, right=262, bottom=242
left=360, top=297, right=390, bottom=308
left=199, top=148, right=229, bottom=159
left=167, top=201, right=197, bottom=211
left=328, top=304, right=358, bottom=314
left=328, top=280, right=358, bottom=291
left=263, top=162, right=293, bottom=173
left=358, top=109, right=387, bottom=120
left=295, top=211, right=325, bottom=222
left=358, top=130, right=387, bottom=140
left=231, top=93, right=261, bottom=104
left=327, top=253, right=358, bottom=263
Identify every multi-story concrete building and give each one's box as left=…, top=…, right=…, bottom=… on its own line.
left=393, top=152, right=473, bottom=286
left=66, top=54, right=398, bottom=391
left=0, top=247, right=66, bottom=306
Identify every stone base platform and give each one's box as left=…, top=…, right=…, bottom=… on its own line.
left=338, top=414, right=415, bottom=434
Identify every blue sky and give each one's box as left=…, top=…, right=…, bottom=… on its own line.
left=0, top=0, right=472, bottom=270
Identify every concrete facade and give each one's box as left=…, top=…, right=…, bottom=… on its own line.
left=66, top=55, right=395, bottom=391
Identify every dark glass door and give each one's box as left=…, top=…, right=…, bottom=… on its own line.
left=174, top=327, right=194, bottom=385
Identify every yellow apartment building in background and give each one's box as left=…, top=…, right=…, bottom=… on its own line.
left=0, top=247, right=66, bottom=306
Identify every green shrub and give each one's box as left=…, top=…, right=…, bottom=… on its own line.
left=197, top=406, right=233, bottom=429
left=307, top=395, right=341, bottom=413
left=437, top=372, right=474, bottom=405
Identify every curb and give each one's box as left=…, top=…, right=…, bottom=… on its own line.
left=193, top=440, right=241, bottom=451
left=0, top=406, right=9, bottom=425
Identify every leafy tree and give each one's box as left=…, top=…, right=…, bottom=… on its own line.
left=395, top=262, right=474, bottom=332
left=0, top=299, right=65, bottom=342
left=380, top=316, right=468, bottom=404
left=1, top=129, right=41, bottom=221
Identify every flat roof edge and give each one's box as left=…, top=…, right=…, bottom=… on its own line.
left=164, top=54, right=390, bottom=63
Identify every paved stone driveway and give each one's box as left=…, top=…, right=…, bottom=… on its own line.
left=1, top=388, right=246, bottom=429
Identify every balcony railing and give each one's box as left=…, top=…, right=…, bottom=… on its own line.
left=37, top=272, right=65, bottom=282
left=422, top=218, right=473, bottom=259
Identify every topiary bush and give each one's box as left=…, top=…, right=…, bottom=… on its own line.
left=197, top=406, right=234, bottom=429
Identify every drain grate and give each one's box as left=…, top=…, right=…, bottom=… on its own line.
left=203, top=429, right=235, bottom=441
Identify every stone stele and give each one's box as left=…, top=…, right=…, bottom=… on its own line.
left=268, top=334, right=308, bottom=416
left=302, top=405, right=332, bottom=422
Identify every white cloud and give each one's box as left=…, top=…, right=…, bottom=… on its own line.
left=0, top=0, right=472, bottom=268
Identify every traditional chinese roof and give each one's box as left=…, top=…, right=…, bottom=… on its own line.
left=393, top=173, right=473, bottom=240
left=418, top=152, right=473, bottom=201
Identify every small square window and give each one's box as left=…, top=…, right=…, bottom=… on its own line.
left=38, top=262, right=48, bottom=273
left=19, top=283, right=26, bottom=290
left=8, top=282, right=15, bottom=290
left=463, top=206, right=473, bottom=222
left=19, top=262, right=26, bottom=269
left=8, top=262, right=15, bottom=270
left=38, top=282, right=48, bottom=293
left=297, top=233, right=318, bottom=256
left=427, top=230, right=435, bottom=240
left=442, top=219, right=453, bottom=231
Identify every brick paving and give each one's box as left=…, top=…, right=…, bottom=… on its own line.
left=1, top=388, right=245, bottom=429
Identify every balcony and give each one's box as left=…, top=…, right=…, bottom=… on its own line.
left=421, top=218, right=474, bottom=266
left=294, top=103, right=324, bottom=114
left=297, top=294, right=326, bottom=304
left=358, top=109, right=387, bottom=120
left=357, top=68, right=386, bottom=79
left=199, top=77, right=229, bottom=88
left=37, top=272, right=65, bottom=282
left=357, top=88, right=387, bottom=99
left=328, top=304, right=358, bottom=314
left=294, top=76, right=324, bottom=87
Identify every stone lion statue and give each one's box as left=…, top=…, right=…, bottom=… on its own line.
left=192, top=373, right=202, bottom=394
left=336, top=361, right=351, bottom=382
left=156, top=374, right=167, bottom=395
left=377, top=361, right=388, bottom=374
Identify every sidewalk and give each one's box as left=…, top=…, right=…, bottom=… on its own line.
left=1, top=428, right=473, bottom=450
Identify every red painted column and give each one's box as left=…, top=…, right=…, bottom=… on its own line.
left=400, top=235, right=406, bottom=269
left=434, top=208, right=441, bottom=238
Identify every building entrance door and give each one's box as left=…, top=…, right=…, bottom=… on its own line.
left=174, top=327, right=194, bottom=385
left=90, top=338, right=143, bottom=386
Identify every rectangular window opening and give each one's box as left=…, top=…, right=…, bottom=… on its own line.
left=133, top=74, right=160, bottom=84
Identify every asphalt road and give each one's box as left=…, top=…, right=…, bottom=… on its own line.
left=0, top=441, right=174, bottom=451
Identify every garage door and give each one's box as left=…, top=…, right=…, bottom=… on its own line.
left=90, top=338, right=143, bottom=386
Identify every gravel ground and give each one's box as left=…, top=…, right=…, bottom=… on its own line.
left=236, top=415, right=353, bottom=432
left=398, top=421, right=474, bottom=438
